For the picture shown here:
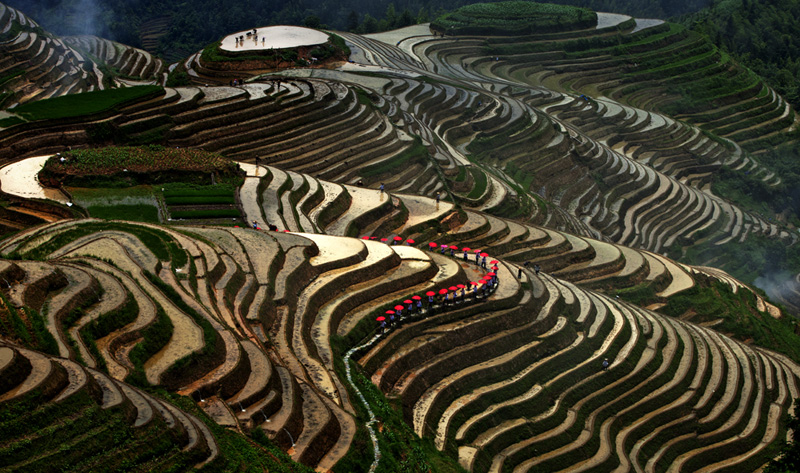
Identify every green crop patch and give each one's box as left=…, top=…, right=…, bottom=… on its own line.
left=164, top=195, right=236, bottom=205
left=71, top=186, right=161, bottom=223
left=0, top=116, right=24, bottom=128
left=466, top=167, right=488, bottom=199
left=12, top=86, right=163, bottom=121
left=87, top=204, right=160, bottom=222
left=162, top=183, right=239, bottom=204
left=162, top=183, right=239, bottom=198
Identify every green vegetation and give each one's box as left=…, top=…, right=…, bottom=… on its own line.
left=432, top=1, right=597, bottom=35
left=165, top=66, right=191, bottom=87
left=87, top=204, right=161, bottom=222
left=329, top=333, right=467, bottom=473
left=169, top=209, right=241, bottom=219
left=11, top=86, right=162, bottom=121
left=662, top=279, right=800, bottom=362
left=614, top=275, right=800, bottom=365
left=71, top=186, right=161, bottom=223
left=710, top=142, right=800, bottom=227
left=0, top=70, right=25, bottom=88
left=80, top=293, right=139, bottom=373
left=0, top=294, right=60, bottom=356
left=465, top=167, right=488, bottom=199
left=162, top=182, right=242, bottom=221
left=0, top=390, right=203, bottom=472
left=162, top=182, right=239, bottom=197
left=20, top=221, right=175, bottom=262
left=767, top=399, right=800, bottom=473
left=6, top=0, right=714, bottom=65
left=144, top=271, right=221, bottom=386
left=125, top=303, right=173, bottom=387
left=685, top=0, right=800, bottom=110
left=613, top=283, right=658, bottom=307
left=682, top=231, right=800, bottom=292
left=158, top=392, right=314, bottom=472
left=0, top=116, right=24, bottom=127
left=162, top=182, right=239, bottom=207
left=0, top=381, right=312, bottom=472
left=359, top=136, right=428, bottom=178
left=164, top=195, right=236, bottom=205
left=328, top=33, right=352, bottom=57
left=0, top=295, right=32, bottom=346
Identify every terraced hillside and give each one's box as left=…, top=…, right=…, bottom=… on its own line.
left=0, top=213, right=794, bottom=472
left=0, top=340, right=221, bottom=471
left=2, top=1, right=800, bottom=471
left=0, top=3, right=172, bottom=110
left=422, top=12, right=798, bottom=154
left=236, top=163, right=780, bottom=317
left=63, top=35, right=167, bottom=84
left=0, top=3, right=104, bottom=108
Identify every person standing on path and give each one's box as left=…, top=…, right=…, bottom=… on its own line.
left=602, top=358, right=609, bottom=371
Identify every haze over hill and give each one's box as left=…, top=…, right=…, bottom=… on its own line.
left=1, top=1, right=800, bottom=472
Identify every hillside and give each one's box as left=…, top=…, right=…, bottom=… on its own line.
left=683, top=0, right=800, bottom=110
left=1, top=1, right=800, bottom=472
left=1, top=0, right=713, bottom=57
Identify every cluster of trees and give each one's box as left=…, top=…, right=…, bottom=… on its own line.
left=682, top=0, right=800, bottom=109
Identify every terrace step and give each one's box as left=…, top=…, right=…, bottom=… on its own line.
left=53, top=234, right=206, bottom=385
left=0, top=346, right=68, bottom=402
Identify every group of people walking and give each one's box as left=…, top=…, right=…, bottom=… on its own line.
left=375, top=241, right=501, bottom=334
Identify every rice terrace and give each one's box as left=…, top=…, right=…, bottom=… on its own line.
left=1, top=0, right=800, bottom=472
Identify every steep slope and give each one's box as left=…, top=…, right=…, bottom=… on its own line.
left=0, top=216, right=794, bottom=472
left=1, top=2, right=800, bottom=471
left=0, top=3, right=103, bottom=108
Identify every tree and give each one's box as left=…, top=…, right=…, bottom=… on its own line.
left=362, top=14, right=378, bottom=34
left=385, top=3, right=397, bottom=28
left=304, top=15, right=322, bottom=29
left=346, top=11, right=359, bottom=32
left=398, top=8, right=415, bottom=28
left=416, top=7, right=429, bottom=24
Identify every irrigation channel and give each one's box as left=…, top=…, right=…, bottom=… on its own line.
left=342, top=279, right=500, bottom=472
